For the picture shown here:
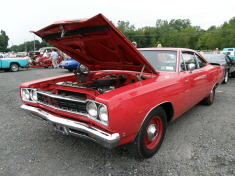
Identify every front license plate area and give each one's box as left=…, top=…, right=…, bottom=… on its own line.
left=52, top=122, right=68, bottom=135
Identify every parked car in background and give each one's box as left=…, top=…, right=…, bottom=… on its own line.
left=0, top=57, right=28, bottom=72
left=20, top=14, right=225, bottom=159
left=59, top=58, right=80, bottom=72
left=221, top=48, right=235, bottom=61
left=28, top=47, right=64, bottom=68
left=203, top=54, right=235, bottom=83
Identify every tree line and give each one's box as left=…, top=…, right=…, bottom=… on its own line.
left=116, top=16, right=235, bottom=50
left=1, top=16, right=235, bottom=52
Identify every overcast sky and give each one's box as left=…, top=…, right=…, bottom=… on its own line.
left=1, top=0, right=235, bottom=46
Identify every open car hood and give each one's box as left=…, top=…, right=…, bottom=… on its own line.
left=33, top=14, right=158, bottom=74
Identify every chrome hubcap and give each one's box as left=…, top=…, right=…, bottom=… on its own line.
left=147, top=124, right=158, bottom=141
left=12, top=65, right=18, bottom=71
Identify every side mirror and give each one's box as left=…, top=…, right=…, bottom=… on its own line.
left=188, top=63, right=196, bottom=73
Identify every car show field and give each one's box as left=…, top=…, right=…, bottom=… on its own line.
left=0, top=63, right=235, bottom=175
left=1, top=13, right=235, bottom=175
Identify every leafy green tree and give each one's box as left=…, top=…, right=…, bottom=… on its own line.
left=0, top=30, right=9, bottom=52
left=169, top=19, right=191, bottom=31
left=117, top=21, right=135, bottom=34
left=0, top=35, right=4, bottom=52
left=178, top=27, right=200, bottom=49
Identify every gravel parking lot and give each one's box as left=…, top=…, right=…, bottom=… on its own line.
left=0, top=67, right=235, bottom=176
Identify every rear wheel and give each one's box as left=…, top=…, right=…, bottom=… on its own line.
left=10, top=63, right=19, bottom=72
left=222, top=69, right=228, bottom=84
left=128, top=106, right=167, bottom=158
left=200, top=86, right=215, bottom=106
left=231, top=71, right=235, bottom=78
left=68, top=69, right=73, bottom=72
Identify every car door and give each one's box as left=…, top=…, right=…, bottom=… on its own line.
left=225, top=55, right=235, bottom=73
left=179, top=51, right=209, bottom=112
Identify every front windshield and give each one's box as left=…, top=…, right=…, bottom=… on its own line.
left=139, top=50, right=177, bottom=72
left=204, top=55, right=224, bottom=61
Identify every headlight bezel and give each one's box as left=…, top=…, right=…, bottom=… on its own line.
left=86, top=100, right=109, bottom=126
left=86, top=101, right=98, bottom=117
left=22, top=89, right=30, bottom=101
left=30, top=89, right=38, bottom=101
left=21, top=88, right=38, bottom=103
left=98, top=105, right=108, bottom=123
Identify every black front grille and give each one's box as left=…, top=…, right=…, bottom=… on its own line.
left=37, top=93, right=87, bottom=113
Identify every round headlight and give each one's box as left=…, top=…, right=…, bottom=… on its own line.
left=30, top=89, right=38, bottom=101
left=22, top=89, right=30, bottom=101
left=99, top=105, right=108, bottom=123
left=86, top=102, right=97, bottom=117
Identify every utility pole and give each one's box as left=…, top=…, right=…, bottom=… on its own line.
left=33, top=35, right=35, bottom=51
left=24, top=40, right=27, bottom=52
left=30, top=31, right=36, bottom=51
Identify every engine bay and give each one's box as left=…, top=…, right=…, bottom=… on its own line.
left=54, top=65, right=148, bottom=95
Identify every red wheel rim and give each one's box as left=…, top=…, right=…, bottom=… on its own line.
left=144, top=116, right=163, bottom=150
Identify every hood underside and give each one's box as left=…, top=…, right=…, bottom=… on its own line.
left=33, top=13, right=158, bottom=74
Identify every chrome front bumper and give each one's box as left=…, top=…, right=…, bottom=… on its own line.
left=21, top=104, right=120, bottom=149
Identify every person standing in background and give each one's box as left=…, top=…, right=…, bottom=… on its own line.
left=3, top=52, right=9, bottom=58
left=43, top=51, right=49, bottom=58
left=10, top=52, right=16, bottom=58
left=50, top=49, right=59, bottom=68
left=132, top=41, right=137, bottom=48
left=214, top=48, right=219, bottom=54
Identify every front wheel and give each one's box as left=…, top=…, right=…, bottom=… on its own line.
left=10, top=63, right=19, bottom=72
left=128, top=106, right=167, bottom=159
left=231, top=71, right=235, bottom=78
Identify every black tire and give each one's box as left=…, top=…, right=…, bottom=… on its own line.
left=68, top=69, right=73, bottom=72
left=44, top=66, right=49, bottom=68
left=200, top=86, right=215, bottom=106
left=222, top=69, right=228, bottom=84
left=10, top=63, right=19, bottom=72
left=231, top=71, right=235, bottom=78
left=127, top=106, right=167, bottom=159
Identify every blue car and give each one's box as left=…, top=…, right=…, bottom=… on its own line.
left=59, top=58, right=80, bottom=72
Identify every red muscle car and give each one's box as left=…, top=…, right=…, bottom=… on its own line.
left=20, top=14, right=224, bottom=158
